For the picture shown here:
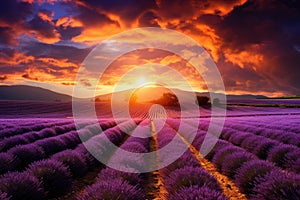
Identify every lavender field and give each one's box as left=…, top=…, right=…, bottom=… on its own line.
left=0, top=100, right=300, bottom=200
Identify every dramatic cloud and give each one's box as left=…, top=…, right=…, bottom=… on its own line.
left=0, top=0, right=299, bottom=96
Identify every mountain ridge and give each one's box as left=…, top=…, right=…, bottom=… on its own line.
left=0, top=85, right=266, bottom=102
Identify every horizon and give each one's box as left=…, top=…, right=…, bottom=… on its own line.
left=1, top=84, right=296, bottom=100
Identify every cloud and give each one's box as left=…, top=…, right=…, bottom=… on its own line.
left=0, top=0, right=33, bottom=25
left=156, top=0, right=247, bottom=21
left=80, top=79, right=92, bottom=87
left=75, top=0, right=157, bottom=27
left=138, top=10, right=161, bottom=27
left=25, top=11, right=60, bottom=43
left=212, top=0, right=300, bottom=94
left=21, top=41, right=92, bottom=64
left=0, top=27, right=18, bottom=45
left=0, top=49, right=34, bottom=66
left=0, top=0, right=299, bottom=96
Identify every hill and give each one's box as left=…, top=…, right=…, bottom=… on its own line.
left=0, top=85, right=266, bottom=102
left=0, top=85, right=72, bottom=101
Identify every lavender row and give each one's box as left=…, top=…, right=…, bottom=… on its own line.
left=0, top=119, right=117, bottom=152
left=155, top=120, right=228, bottom=200
left=77, top=120, right=151, bottom=199
left=189, top=115, right=300, bottom=143
left=229, top=115, right=300, bottom=134
left=0, top=120, right=121, bottom=175
left=0, top=120, right=137, bottom=199
left=189, top=128, right=300, bottom=199
left=182, top=117, right=300, bottom=173
left=0, top=122, right=78, bottom=152
left=0, top=119, right=75, bottom=139
left=224, top=118, right=300, bottom=147
left=220, top=126, right=300, bottom=173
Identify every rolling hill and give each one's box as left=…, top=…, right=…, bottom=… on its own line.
left=0, top=85, right=266, bottom=102
left=0, top=85, right=72, bottom=101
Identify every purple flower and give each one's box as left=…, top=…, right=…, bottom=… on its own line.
left=0, top=191, right=10, bottom=200
left=114, top=153, right=147, bottom=172
left=104, top=127, right=125, bottom=145
left=35, top=138, right=66, bottom=156
left=121, top=141, right=148, bottom=153
left=234, top=160, right=277, bottom=195
left=77, top=178, right=144, bottom=200
left=221, top=152, right=255, bottom=179
left=125, top=137, right=149, bottom=149
left=252, top=140, right=279, bottom=159
left=0, top=127, right=32, bottom=139
left=205, top=140, right=229, bottom=160
left=39, top=128, right=56, bottom=138
left=229, top=133, right=253, bottom=146
left=0, top=136, right=29, bottom=152
left=8, top=144, right=45, bottom=170
left=161, top=151, right=199, bottom=177
left=286, top=157, right=300, bottom=174
left=240, top=135, right=261, bottom=152
left=99, top=120, right=116, bottom=130
left=191, top=133, right=205, bottom=148
left=22, top=131, right=40, bottom=142
left=75, top=144, right=100, bottom=169
left=168, top=185, right=228, bottom=200
left=27, top=159, right=72, bottom=197
left=0, top=153, right=19, bottom=175
left=97, top=168, right=141, bottom=186
left=164, top=166, right=222, bottom=193
left=221, top=128, right=234, bottom=140
left=78, top=128, right=94, bottom=142
left=251, top=171, right=300, bottom=200
left=59, top=131, right=81, bottom=149
left=267, top=144, right=297, bottom=168
left=54, top=126, right=68, bottom=135
left=212, top=146, right=241, bottom=170
left=283, top=149, right=300, bottom=168
left=51, top=150, right=88, bottom=178
left=0, top=172, right=44, bottom=200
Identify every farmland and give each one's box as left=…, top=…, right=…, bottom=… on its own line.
left=0, top=100, right=300, bottom=200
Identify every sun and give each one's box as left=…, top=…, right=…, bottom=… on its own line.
left=137, top=77, right=147, bottom=86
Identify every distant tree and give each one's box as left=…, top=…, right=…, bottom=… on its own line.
left=152, top=92, right=179, bottom=106
left=213, top=98, right=220, bottom=106
left=196, top=96, right=210, bottom=106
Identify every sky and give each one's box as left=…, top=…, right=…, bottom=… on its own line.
left=0, top=0, right=299, bottom=97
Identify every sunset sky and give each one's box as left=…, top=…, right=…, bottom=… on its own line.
left=0, top=0, right=299, bottom=97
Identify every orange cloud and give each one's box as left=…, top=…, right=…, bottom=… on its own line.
left=20, top=0, right=34, bottom=4
left=38, top=11, right=54, bottom=22
left=156, top=0, right=248, bottom=21
left=21, top=65, right=77, bottom=83
left=94, top=48, right=206, bottom=93
left=224, top=49, right=264, bottom=69
left=201, top=0, right=248, bottom=16
left=1, top=0, right=299, bottom=96
left=37, top=57, right=78, bottom=68
left=56, top=16, right=83, bottom=28
left=0, top=51, right=34, bottom=65
left=72, top=23, right=121, bottom=44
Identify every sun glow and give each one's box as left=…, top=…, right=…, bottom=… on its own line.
left=137, top=77, right=147, bottom=86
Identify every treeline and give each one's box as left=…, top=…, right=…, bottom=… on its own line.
left=150, top=92, right=220, bottom=107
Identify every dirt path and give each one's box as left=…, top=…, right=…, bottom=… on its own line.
left=146, top=120, right=168, bottom=200
left=171, top=125, right=247, bottom=200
